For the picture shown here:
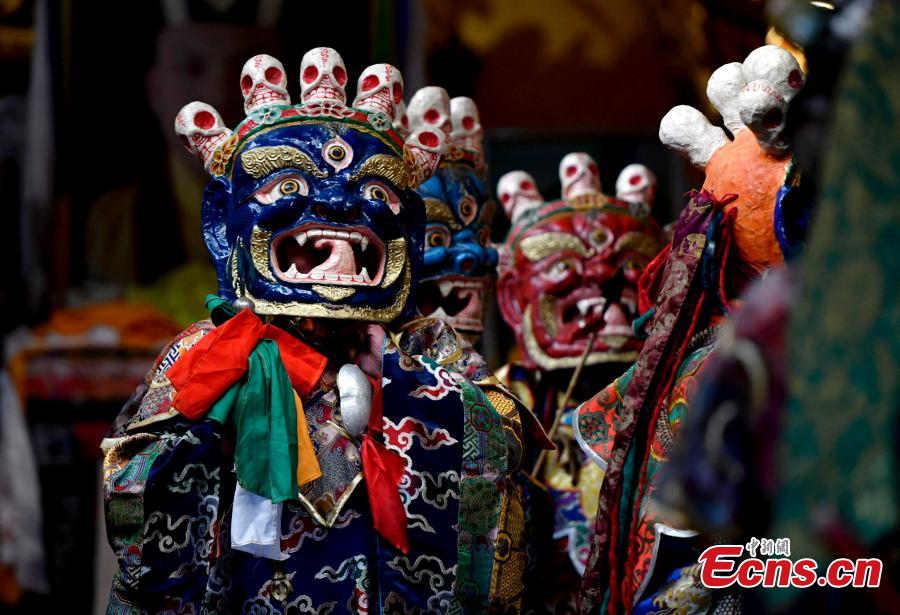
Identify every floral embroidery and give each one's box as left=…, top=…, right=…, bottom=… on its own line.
left=209, top=134, right=239, bottom=176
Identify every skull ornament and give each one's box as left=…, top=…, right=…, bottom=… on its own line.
left=240, top=54, right=290, bottom=114
left=559, top=152, right=601, bottom=200
left=414, top=94, right=497, bottom=337
left=407, top=86, right=452, bottom=136
left=739, top=80, right=790, bottom=156
left=403, top=128, right=446, bottom=186
left=497, top=154, right=665, bottom=370
left=449, top=96, right=483, bottom=153
left=742, top=44, right=805, bottom=102
left=615, top=163, right=657, bottom=207
left=174, top=101, right=231, bottom=168
left=659, top=44, right=806, bottom=271
left=299, top=47, right=348, bottom=104
left=393, top=100, right=410, bottom=138
left=497, top=171, right=543, bottom=225
left=175, top=51, right=448, bottom=322
left=353, top=63, right=404, bottom=120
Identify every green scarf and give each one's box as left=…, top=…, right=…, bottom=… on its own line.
left=205, top=296, right=300, bottom=503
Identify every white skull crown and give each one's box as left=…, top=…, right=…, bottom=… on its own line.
left=392, top=100, right=410, bottom=138
left=407, top=86, right=453, bottom=138
left=353, top=63, right=404, bottom=119
left=174, top=102, right=229, bottom=169
left=300, top=47, right=349, bottom=105
left=659, top=44, right=805, bottom=167
left=559, top=152, right=601, bottom=200
left=240, top=54, right=290, bottom=114
left=449, top=96, right=483, bottom=154
left=615, top=163, right=657, bottom=206
left=173, top=48, right=447, bottom=185
left=496, top=171, right=544, bottom=224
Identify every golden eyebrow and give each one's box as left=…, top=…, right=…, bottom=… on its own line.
left=425, top=198, right=461, bottom=230
left=519, top=233, right=592, bottom=262
left=240, top=145, right=328, bottom=179
left=348, top=154, right=414, bottom=190
left=615, top=231, right=662, bottom=258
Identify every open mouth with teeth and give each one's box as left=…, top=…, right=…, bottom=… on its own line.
left=271, top=224, right=386, bottom=286
left=416, top=275, right=488, bottom=331
left=540, top=287, right=639, bottom=347
left=249, top=87, right=288, bottom=109
left=520, top=285, right=643, bottom=368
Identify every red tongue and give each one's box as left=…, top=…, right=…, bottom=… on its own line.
left=308, top=238, right=356, bottom=276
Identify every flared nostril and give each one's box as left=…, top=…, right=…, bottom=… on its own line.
left=314, top=203, right=360, bottom=223
left=339, top=205, right=361, bottom=222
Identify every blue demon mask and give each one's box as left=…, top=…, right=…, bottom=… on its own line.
left=405, top=91, right=498, bottom=335
left=174, top=50, right=445, bottom=322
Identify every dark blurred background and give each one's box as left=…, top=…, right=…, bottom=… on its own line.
left=0, top=0, right=858, bottom=612
left=0, top=0, right=791, bottom=332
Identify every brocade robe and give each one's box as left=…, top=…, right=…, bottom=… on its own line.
left=102, top=317, right=548, bottom=614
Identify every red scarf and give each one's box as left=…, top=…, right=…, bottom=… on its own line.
left=165, top=308, right=409, bottom=553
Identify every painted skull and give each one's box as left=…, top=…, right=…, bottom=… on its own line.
left=615, top=163, right=657, bottom=207
left=407, top=86, right=452, bottom=136
left=176, top=51, right=445, bottom=322
left=497, top=154, right=665, bottom=371
left=412, top=94, right=497, bottom=335
left=175, top=102, right=230, bottom=169
left=240, top=54, right=290, bottom=114
left=496, top=171, right=543, bottom=225
left=353, top=63, right=404, bottom=119
left=299, top=47, right=349, bottom=105
left=559, top=152, right=600, bottom=200
left=393, top=100, right=410, bottom=137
